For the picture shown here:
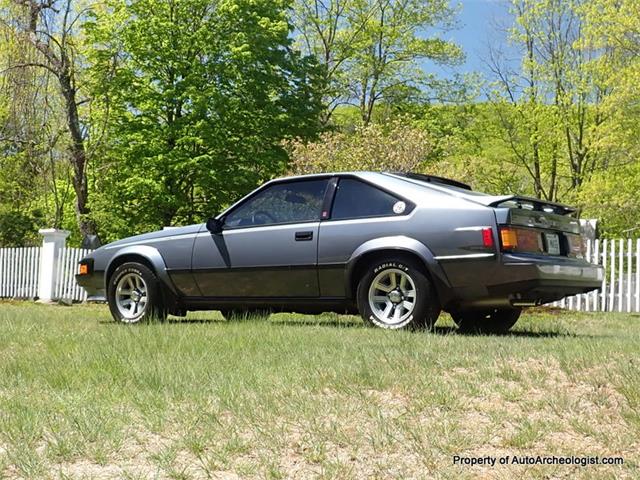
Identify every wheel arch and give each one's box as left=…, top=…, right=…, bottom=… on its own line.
left=104, top=245, right=178, bottom=296
left=345, top=236, right=452, bottom=304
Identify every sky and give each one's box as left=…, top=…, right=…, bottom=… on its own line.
left=430, top=0, right=516, bottom=82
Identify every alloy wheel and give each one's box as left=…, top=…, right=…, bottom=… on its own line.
left=368, top=268, right=417, bottom=326
left=115, top=272, right=148, bottom=322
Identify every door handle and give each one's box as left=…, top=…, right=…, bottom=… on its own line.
left=295, top=231, right=313, bottom=241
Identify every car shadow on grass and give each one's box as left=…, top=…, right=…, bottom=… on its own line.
left=457, top=329, right=575, bottom=338
left=97, top=316, right=227, bottom=325
left=97, top=316, right=601, bottom=338
left=267, top=317, right=587, bottom=338
left=166, top=317, right=227, bottom=324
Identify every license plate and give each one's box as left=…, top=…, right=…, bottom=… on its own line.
left=545, top=233, right=560, bottom=255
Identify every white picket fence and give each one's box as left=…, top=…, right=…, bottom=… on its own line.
left=55, top=247, right=94, bottom=302
left=0, top=247, right=41, bottom=298
left=0, top=246, right=92, bottom=302
left=551, top=238, right=639, bottom=312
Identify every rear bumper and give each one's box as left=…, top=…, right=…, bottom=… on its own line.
left=502, top=254, right=602, bottom=285
left=75, top=271, right=107, bottom=302
left=490, top=257, right=602, bottom=304
left=449, top=254, right=603, bottom=309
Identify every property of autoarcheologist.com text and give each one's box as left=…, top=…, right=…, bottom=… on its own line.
left=453, top=455, right=624, bottom=468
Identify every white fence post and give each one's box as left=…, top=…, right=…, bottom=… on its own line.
left=37, top=229, right=70, bottom=303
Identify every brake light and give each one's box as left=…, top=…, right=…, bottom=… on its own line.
left=481, top=228, right=494, bottom=248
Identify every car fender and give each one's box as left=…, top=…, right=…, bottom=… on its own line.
left=104, top=245, right=178, bottom=295
left=345, top=235, right=452, bottom=296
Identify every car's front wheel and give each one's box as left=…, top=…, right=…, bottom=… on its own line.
left=107, top=262, right=167, bottom=323
left=356, top=257, right=440, bottom=330
left=452, top=308, right=521, bottom=334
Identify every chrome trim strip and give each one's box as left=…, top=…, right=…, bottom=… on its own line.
left=434, top=253, right=495, bottom=260
left=454, top=226, right=492, bottom=232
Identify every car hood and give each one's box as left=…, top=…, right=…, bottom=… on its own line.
left=99, top=224, right=203, bottom=250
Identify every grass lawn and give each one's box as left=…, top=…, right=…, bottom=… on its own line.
left=0, top=302, right=638, bottom=479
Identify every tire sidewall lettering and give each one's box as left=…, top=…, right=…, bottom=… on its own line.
left=368, top=313, right=414, bottom=329
left=111, top=266, right=144, bottom=288
left=367, top=262, right=417, bottom=328
left=373, top=262, right=409, bottom=274
left=108, top=263, right=158, bottom=323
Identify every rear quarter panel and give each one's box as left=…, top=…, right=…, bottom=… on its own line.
left=317, top=189, right=499, bottom=297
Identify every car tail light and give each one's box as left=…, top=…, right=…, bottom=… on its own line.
left=499, top=227, right=544, bottom=253
left=481, top=228, right=494, bottom=248
left=500, top=228, right=518, bottom=250
left=566, top=234, right=586, bottom=259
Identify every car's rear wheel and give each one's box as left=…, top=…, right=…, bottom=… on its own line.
left=452, top=308, right=521, bottom=334
left=107, top=262, right=167, bottom=323
left=356, top=257, right=440, bottom=330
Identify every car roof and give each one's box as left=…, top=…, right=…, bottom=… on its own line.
left=217, top=171, right=491, bottom=220
left=271, top=170, right=467, bottom=184
left=268, top=171, right=483, bottom=198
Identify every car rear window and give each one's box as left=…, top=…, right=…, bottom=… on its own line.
left=331, top=179, right=405, bottom=220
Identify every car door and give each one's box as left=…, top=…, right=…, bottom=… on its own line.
left=192, top=178, right=330, bottom=297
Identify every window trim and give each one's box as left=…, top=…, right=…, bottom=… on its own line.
left=220, top=176, right=332, bottom=231
left=324, top=175, right=416, bottom=222
left=320, top=177, right=339, bottom=220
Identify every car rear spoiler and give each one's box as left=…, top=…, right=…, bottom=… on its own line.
left=474, top=195, right=576, bottom=216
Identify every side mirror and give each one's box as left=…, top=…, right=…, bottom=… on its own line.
left=206, top=217, right=223, bottom=234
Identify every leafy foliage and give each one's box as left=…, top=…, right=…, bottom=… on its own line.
left=578, top=163, right=640, bottom=236
left=291, top=0, right=462, bottom=125
left=0, top=209, right=43, bottom=247
left=287, top=118, right=436, bottom=174
left=0, top=0, right=639, bottom=242
left=86, top=0, right=322, bottom=241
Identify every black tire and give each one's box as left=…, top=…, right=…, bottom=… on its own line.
left=356, top=257, right=440, bottom=330
left=107, top=262, right=167, bottom=323
left=220, top=309, right=272, bottom=321
left=452, top=308, right=521, bottom=334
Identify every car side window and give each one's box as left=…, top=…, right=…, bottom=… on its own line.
left=331, top=178, right=404, bottom=220
left=224, top=179, right=329, bottom=228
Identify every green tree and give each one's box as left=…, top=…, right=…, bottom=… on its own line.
left=0, top=3, right=75, bottom=243
left=580, top=0, right=640, bottom=169
left=485, top=0, right=619, bottom=202
left=578, top=163, right=640, bottom=236
left=287, top=117, right=436, bottom=174
left=291, top=0, right=462, bottom=125
left=2, top=0, right=99, bottom=237
left=574, top=0, right=640, bottom=235
left=86, top=0, right=322, bottom=241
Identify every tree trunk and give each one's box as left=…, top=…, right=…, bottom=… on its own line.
left=14, top=0, right=96, bottom=237
left=59, top=72, right=95, bottom=237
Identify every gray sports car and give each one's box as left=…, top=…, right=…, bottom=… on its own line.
left=77, top=172, right=603, bottom=332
